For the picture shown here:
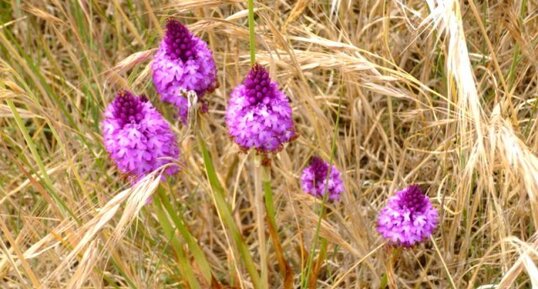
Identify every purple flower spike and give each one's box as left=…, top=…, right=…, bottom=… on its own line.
left=377, top=185, right=438, bottom=247
left=152, top=19, right=217, bottom=123
left=226, top=64, right=296, bottom=152
left=300, top=157, right=344, bottom=201
left=101, top=90, right=180, bottom=181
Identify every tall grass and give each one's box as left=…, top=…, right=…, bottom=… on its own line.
left=2, top=0, right=538, bottom=288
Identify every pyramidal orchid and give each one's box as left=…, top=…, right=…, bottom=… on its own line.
left=152, top=19, right=217, bottom=123
left=377, top=185, right=438, bottom=247
left=226, top=64, right=295, bottom=153
left=101, top=90, right=180, bottom=181
left=300, top=156, right=344, bottom=201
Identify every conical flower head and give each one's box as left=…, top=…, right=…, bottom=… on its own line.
left=377, top=185, right=438, bottom=247
left=226, top=64, right=296, bottom=152
left=300, top=157, right=344, bottom=201
left=101, top=90, right=180, bottom=181
left=152, top=19, right=217, bottom=123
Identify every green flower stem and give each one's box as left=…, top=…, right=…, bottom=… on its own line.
left=7, top=99, right=78, bottom=222
left=158, top=186, right=213, bottom=283
left=198, top=134, right=261, bottom=288
left=247, top=0, right=256, bottom=65
left=262, top=167, right=276, bottom=226
left=254, top=155, right=268, bottom=289
left=263, top=166, right=290, bottom=282
left=301, top=193, right=330, bottom=289
left=301, top=93, right=343, bottom=289
left=153, top=187, right=201, bottom=289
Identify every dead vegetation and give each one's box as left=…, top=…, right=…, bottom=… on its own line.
left=1, top=0, right=538, bottom=288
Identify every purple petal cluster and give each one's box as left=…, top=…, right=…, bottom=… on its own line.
left=377, top=185, right=438, bottom=247
left=152, top=19, right=217, bottom=123
left=300, top=157, right=344, bottom=201
left=225, top=64, right=296, bottom=152
left=101, top=90, right=180, bottom=181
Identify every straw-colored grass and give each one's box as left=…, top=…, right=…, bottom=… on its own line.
left=2, top=0, right=538, bottom=288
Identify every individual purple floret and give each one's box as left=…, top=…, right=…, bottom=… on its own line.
left=225, top=64, right=296, bottom=152
left=152, top=19, right=217, bottom=123
left=101, top=90, right=180, bottom=181
left=377, top=185, right=438, bottom=247
left=300, top=157, right=344, bottom=201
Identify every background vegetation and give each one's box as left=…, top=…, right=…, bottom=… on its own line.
left=1, top=0, right=538, bottom=288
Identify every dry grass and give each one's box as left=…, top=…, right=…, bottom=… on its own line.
left=2, top=0, right=538, bottom=288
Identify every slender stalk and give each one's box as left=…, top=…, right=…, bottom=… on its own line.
left=153, top=188, right=201, bottom=289
left=301, top=193, right=330, bottom=289
left=247, top=2, right=268, bottom=288
left=262, top=152, right=291, bottom=286
left=247, top=0, right=256, bottom=65
left=7, top=99, right=78, bottom=222
left=198, top=134, right=261, bottom=288
left=301, top=93, right=343, bottom=289
left=307, top=238, right=328, bottom=288
left=254, top=156, right=268, bottom=289
left=262, top=168, right=276, bottom=226
left=264, top=176, right=291, bottom=285
left=385, top=248, right=399, bottom=289
left=158, top=186, right=213, bottom=283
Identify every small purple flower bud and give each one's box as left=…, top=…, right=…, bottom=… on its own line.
left=300, top=157, right=344, bottom=201
left=226, top=64, right=296, bottom=152
left=101, top=90, right=180, bottom=181
left=377, top=185, right=438, bottom=247
left=152, top=19, right=217, bottom=123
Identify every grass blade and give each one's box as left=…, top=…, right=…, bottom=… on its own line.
left=198, top=135, right=261, bottom=289
left=153, top=188, right=202, bottom=289
left=158, top=187, right=213, bottom=284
